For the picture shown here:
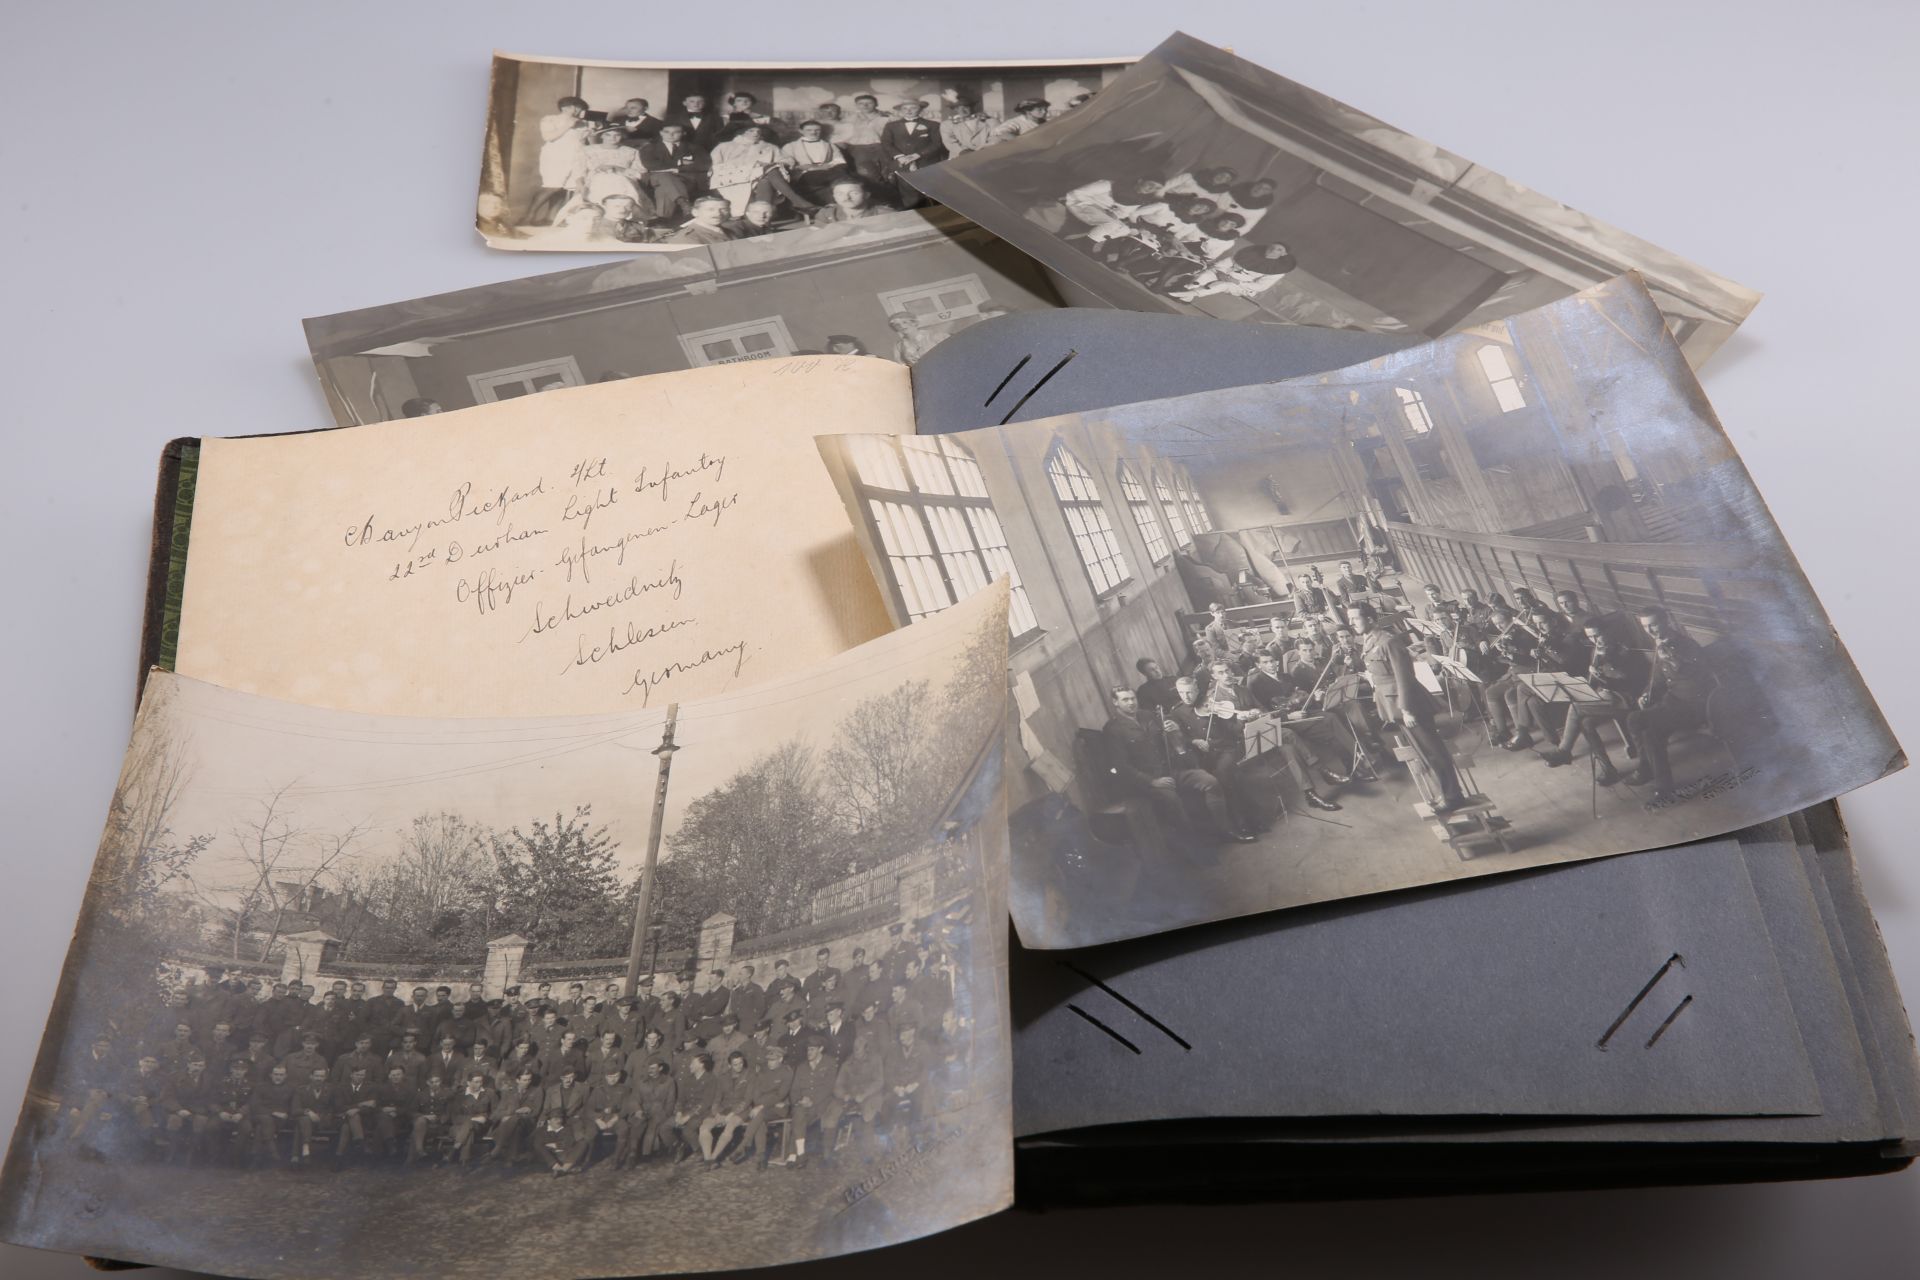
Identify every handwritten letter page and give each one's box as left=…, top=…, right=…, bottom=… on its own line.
left=176, top=356, right=912, bottom=717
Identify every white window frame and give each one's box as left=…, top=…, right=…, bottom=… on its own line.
left=1476, top=345, right=1527, bottom=413
left=676, top=316, right=797, bottom=367
left=1396, top=386, right=1435, bottom=435
left=467, top=357, right=585, bottom=404
left=876, top=274, right=991, bottom=327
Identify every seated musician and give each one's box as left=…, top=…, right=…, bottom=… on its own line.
left=1283, top=634, right=1322, bottom=680
left=1501, top=604, right=1593, bottom=752
left=1459, top=587, right=1493, bottom=631
left=1625, top=608, right=1720, bottom=803
left=1536, top=618, right=1649, bottom=784
left=1419, top=582, right=1453, bottom=622
left=1479, top=606, right=1538, bottom=748
left=1238, top=656, right=1349, bottom=807
left=1134, top=656, right=1180, bottom=712
left=1100, top=686, right=1256, bottom=843
left=1329, top=560, right=1375, bottom=604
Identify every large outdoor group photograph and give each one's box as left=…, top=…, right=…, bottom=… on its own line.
left=0, top=592, right=1014, bottom=1279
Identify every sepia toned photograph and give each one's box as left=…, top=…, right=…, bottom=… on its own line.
left=816, top=276, right=1899, bottom=949
left=308, top=207, right=1065, bottom=426
left=479, top=52, right=1131, bottom=252
left=909, top=32, right=1762, bottom=367
left=0, top=588, right=1013, bottom=1278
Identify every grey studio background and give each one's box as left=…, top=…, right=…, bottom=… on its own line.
left=1, top=2, right=1916, bottom=1277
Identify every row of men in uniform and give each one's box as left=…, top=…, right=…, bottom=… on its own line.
left=128, top=921, right=947, bottom=1063
left=63, top=989, right=964, bottom=1175
left=51, top=925, right=967, bottom=1165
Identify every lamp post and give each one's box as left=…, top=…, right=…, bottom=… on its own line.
left=623, top=704, right=679, bottom=999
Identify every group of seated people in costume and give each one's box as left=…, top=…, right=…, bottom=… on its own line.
left=1044, top=161, right=1301, bottom=303
left=517, top=87, right=1088, bottom=246
left=48, top=924, right=972, bottom=1177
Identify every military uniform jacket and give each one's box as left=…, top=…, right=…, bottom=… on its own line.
left=541, top=1079, right=589, bottom=1126
left=278, top=1048, right=329, bottom=1084
left=675, top=1071, right=719, bottom=1118
left=332, top=1079, right=381, bottom=1118
left=714, top=1069, right=754, bottom=1115
left=837, top=970, right=867, bottom=1022
left=776, top=1027, right=811, bottom=1067
left=246, top=1078, right=297, bottom=1119
left=412, top=1083, right=455, bottom=1125
left=729, top=982, right=767, bottom=1033
left=883, top=1041, right=928, bottom=1093
left=385, top=1048, right=428, bottom=1088
left=330, top=1049, right=383, bottom=1086
left=372, top=1080, right=416, bottom=1121
left=834, top=1051, right=885, bottom=1103
left=586, top=1079, right=631, bottom=1121
left=802, top=967, right=842, bottom=1005
left=496, top=1082, right=543, bottom=1122
left=747, top=1062, right=794, bottom=1111
left=123, top=1066, right=166, bottom=1108
left=450, top=1085, right=497, bottom=1125
left=888, top=996, right=929, bottom=1038
left=295, top=1082, right=336, bottom=1123
left=1648, top=632, right=1716, bottom=704
left=820, top=1019, right=857, bottom=1062
left=426, top=1048, right=469, bottom=1086
left=213, top=1076, right=255, bottom=1118
left=631, top=1074, right=676, bottom=1119
left=789, top=1057, right=836, bottom=1109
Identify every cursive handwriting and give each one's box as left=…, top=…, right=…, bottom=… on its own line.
left=523, top=561, right=686, bottom=640
left=560, top=616, right=699, bottom=675
left=554, top=523, right=674, bottom=584
left=634, top=454, right=726, bottom=506
left=623, top=639, right=751, bottom=704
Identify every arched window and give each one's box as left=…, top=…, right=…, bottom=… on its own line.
left=1176, top=467, right=1214, bottom=536
left=1476, top=345, right=1527, bottom=412
left=846, top=434, right=1039, bottom=638
left=1153, top=468, right=1193, bottom=550
left=1117, top=462, right=1171, bottom=565
left=1046, top=443, right=1130, bottom=599
left=1395, top=386, right=1434, bottom=434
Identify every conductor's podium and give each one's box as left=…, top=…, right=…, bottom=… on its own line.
left=1389, top=732, right=1510, bottom=858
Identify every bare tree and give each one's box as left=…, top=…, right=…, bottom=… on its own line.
left=95, top=681, right=211, bottom=921
left=823, top=680, right=935, bottom=841
left=218, top=785, right=368, bottom=964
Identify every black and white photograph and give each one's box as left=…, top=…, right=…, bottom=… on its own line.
left=817, top=276, right=1899, bottom=949
left=0, top=586, right=1013, bottom=1279
left=479, top=53, right=1131, bottom=252
left=909, top=32, right=1762, bottom=368
left=309, top=207, right=1064, bottom=426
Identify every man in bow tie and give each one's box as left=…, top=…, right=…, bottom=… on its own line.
left=880, top=99, right=948, bottom=209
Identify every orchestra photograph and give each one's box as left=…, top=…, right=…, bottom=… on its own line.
left=0, top=593, right=1014, bottom=1280
left=817, top=276, right=1897, bottom=949
left=909, top=33, right=1761, bottom=367
left=479, top=53, right=1129, bottom=252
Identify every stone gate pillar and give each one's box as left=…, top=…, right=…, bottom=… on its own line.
left=485, top=934, right=530, bottom=1000
left=280, top=930, right=339, bottom=987
left=696, top=914, right=736, bottom=989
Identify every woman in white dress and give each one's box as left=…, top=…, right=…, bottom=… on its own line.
left=708, top=125, right=782, bottom=216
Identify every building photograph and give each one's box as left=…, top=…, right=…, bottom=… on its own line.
left=306, top=208, right=1063, bottom=427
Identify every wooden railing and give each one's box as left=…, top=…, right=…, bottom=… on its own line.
left=1384, top=521, right=1769, bottom=642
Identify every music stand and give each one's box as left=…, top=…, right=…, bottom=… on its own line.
left=1320, top=674, right=1377, bottom=778
left=1405, top=616, right=1451, bottom=642
left=1515, top=673, right=1612, bottom=819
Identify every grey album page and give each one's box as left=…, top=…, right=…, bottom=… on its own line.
left=907, top=307, right=1413, bottom=429
left=1008, top=834, right=1819, bottom=1134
